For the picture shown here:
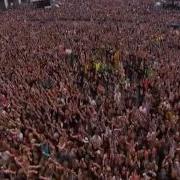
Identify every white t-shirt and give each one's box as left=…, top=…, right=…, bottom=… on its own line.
left=139, top=106, right=147, bottom=114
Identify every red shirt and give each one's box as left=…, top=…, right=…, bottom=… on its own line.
left=142, top=79, right=150, bottom=91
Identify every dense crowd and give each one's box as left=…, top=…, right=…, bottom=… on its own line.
left=0, top=0, right=180, bottom=179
